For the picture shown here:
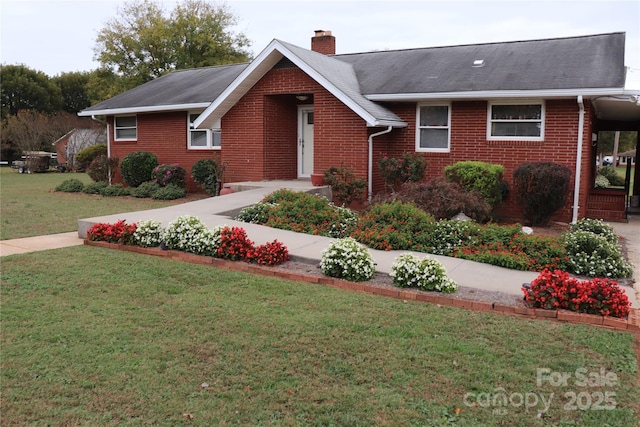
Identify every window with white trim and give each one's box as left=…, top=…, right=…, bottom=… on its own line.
left=114, top=116, right=137, bottom=140
left=416, top=103, right=450, bottom=152
left=488, top=102, right=544, bottom=140
left=188, top=113, right=221, bottom=149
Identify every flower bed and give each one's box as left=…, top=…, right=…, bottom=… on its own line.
left=85, top=216, right=289, bottom=266
left=523, top=269, right=631, bottom=318
left=236, top=192, right=632, bottom=280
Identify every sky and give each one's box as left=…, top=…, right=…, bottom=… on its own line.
left=1, top=0, right=639, bottom=77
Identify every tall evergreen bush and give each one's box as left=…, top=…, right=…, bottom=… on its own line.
left=120, top=151, right=158, bottom=187
left=513, top=162, right=571, bottom=226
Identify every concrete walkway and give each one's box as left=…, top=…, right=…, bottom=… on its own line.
left=1, top=180, right=638, bottom=308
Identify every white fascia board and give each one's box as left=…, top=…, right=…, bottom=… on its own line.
left=194, top=40, right=284, bottom=129
left=78, top=102, right=211, bottom=117
left=370, top=119, right=408, bottom=128
left=366, top=88, right=627, bottom=102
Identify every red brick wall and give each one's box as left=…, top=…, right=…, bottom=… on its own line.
left=107, top=112, right=221, bottom=192
left=222, top=67, right=369, bottom=183
left=105, top=72, right=593, bottom=224
left=378, top=99, right=592, bottom=222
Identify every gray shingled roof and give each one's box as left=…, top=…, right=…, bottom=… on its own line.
left=80, top=32, right=626, bottom=116
left=274, top=40, right=405, bottom=125
left=80, top=63, right=247, bottom=113
left=336, top=32, right=626, bottom=94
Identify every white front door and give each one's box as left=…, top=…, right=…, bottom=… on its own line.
left=298, top=106, right=314, bottom=177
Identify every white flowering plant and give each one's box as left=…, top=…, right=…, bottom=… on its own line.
left=320, top=237, right=375, bottom=282
left=327, top=205, right=359, bottom=238
left=390, top=253, right=458, bottom=293
left=563, top=230, right=632, bottom=278
left=568, top=218, right=618, bottom=244
left=428, top=220, right=479, bottom=256
left=235, top=202, right=276, bottom=224
left=164, top=215, right=218, bottom=255
left=133, top=219, right=165, bottom=247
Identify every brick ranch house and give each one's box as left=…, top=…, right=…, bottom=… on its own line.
left=79, top=31, right=640, bottom=223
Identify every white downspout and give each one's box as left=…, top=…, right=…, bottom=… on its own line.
left=572, top=96, right=585, bottom=224
left=368, top=126, right=393, bottom=200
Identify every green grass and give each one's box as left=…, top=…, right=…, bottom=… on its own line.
left=2, top=247, right=639, bottom=426
left=0, top=168, right=187, bottom=240
left=615, top=166, right=635, bottom=194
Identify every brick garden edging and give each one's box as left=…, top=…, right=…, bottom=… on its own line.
left=84, top=240, right=640, bottom=333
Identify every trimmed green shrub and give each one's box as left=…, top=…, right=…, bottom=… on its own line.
left=597, top=166, right=625, bottom=187
left=351, top=201, right=435, bottom=251
left=99, top=184, right=130, bottom=197
left=191, top=159, right=223, bottom=195
left=321, top=237, right=375, bottom=282
left=151, top=184, right=185, bottom=200
left=513, top=162, right=572, bottom=226
left=444, top=161, right=506, bottom=208
left=131, top=181, right=161, bottom=198
left=152, top=164, right=186, bottom=188
left=55, top=178, right=84, bottom=192
left=87, top=155, right=119, bottom=182
left=82, top=181, right=108, bottom=195
left=76, top=144, right=107, bottom=165
left=120, top=151, right=158, bottom=187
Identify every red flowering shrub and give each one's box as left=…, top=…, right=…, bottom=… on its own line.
left=523, top=269, right=631, bottom=318
left=87, top=219, right=137, bottom=245
left=216, top=226, right=254, bottom=261
left=252, top=240, right=290, bottom=266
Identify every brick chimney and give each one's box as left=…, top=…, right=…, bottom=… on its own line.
left=311, top=30, right=335, bottom=55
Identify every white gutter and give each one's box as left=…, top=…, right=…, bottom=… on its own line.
left=572, top=96, right=585, bottom=224
left=367, top=126, right=393, bottom=200
left=366, top=88, right=626, bottom=102
left=79, top=102, right=211, bottom=117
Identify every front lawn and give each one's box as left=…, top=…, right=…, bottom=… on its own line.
left=2, top=247, right=638, bottom=425
left=0, top=168, right=199, bottom=240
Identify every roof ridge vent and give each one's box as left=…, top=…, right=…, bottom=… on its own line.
left=472, top=59, right=485, bottom=68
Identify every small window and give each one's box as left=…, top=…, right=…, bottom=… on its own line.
left=188, top=113, right=221, bottom=150
left=416, top=104, right=450, bottom=152
left=114, top=116, right=137, bottom=141
left=488, top=102, right=544, bottom=140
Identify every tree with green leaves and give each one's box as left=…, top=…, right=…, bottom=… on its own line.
left=52, top=71, right=92, bottom=113
left=0, top=64, right=62, bottom=121
left=93, top=0, right=251, bottom=90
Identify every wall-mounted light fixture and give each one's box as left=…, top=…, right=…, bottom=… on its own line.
left=296, top=95, right=309, bottom=101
